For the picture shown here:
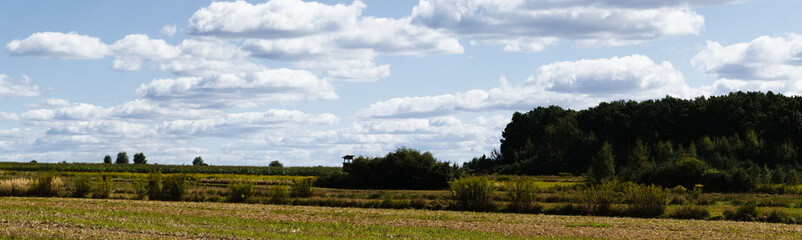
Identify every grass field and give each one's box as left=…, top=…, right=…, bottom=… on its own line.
left=1, top=197, right=800, bottom=239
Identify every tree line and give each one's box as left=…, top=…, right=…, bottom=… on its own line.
left=464, top=91, right=802, bottom=192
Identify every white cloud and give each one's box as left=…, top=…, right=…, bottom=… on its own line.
left=159, top=109, right=337, bottom=136
left=110, top=34, right=182, bottom=71
left=188, top=0, right=364, bottom=38
left=409, top=0, right=736, bottom=51
left=161, top=24, right=178, bottom=36
left=692, top=34, right=802, bottom=95
left=5, top=32, right=111, bottom=59
left=136, top=68, right=337, bottom=108
left=359, top=55, right=695, bottom=118
left=0, top=74, right=40, bottom=97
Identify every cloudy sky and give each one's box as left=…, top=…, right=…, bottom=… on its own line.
left=1, top=0, right=801, bottom=166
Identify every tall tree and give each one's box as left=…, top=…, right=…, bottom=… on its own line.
left=588, top=142, right=615, bottom=184
left=115, top=152, right=129, bottom=164
left=192, top=156, right=206, bottom=166
left=133, top=152, right=147, bottom=164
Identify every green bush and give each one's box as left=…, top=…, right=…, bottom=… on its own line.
left=92, top=175, right=113, bottom=199
left=270, top=185, right=290, bottom=204
left=161, top=174, right=189, bottom=201
left=290, top=178, right=314, bottom=198
left=227, top=181, right=255, bottom=203
left=624, top=184, right=668, bottom=217
left=583, top=181, right=621, bottom=216
left=763, top=209, right=793, bottom=223
left=146, top=171, right=162, bottom=200
left=31, top=173, right=63, bottom=197
left=506, top=179, right=539, bottom=213
left=345, top=148, right=456, bottom=189
left=450, top=176, right=496, bottom=211
left=668, top=205, right=710, bottom=219
left=71, top=177, right=92, bottom=198
left=723, top=201, right=760, bottom=221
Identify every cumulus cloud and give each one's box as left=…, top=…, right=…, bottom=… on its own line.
left=189, top=0, right=462, bottom=81
left=159, top=109, right=337, bottom=136
left=0, top=74, right=40, bottom=97
left=692, top=34, right=802, bottom=95
left=110, top=34, right=182, bottom=71
left=5, top=32, right=111, bottom=59
left=409, top=0, right=736, bottom=51
left=359, top=55, right=695, bottom=118
left=136, top=68, right=337, bottom=108
left=161, top=24, right=178, bottom=36
left=188, top=0, right=364, bottom=38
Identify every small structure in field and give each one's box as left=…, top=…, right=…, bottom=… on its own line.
left=342, top=155, right=354, bottom=171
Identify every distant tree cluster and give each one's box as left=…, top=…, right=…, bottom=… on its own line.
left=106, top=152, right=146, bottom=164
left=319, top=147, right=458, bottom=189
left=464, top=92, right=802, bottom=192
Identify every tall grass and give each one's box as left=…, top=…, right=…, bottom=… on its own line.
left=0, top=178, right=32, bottom=196
left=623, top=184, right=668, bottom=217
left=450, top=176, right=496, bottom=211
left=506, top=179, right=540, bottom=213
left=227, top=181, right=255, bottom=203
left=290, top=178, right=314, bottom=198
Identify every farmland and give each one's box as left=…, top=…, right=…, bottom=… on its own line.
left=1, top=197, right=801, bottom=239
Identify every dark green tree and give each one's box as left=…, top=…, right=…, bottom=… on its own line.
left=103, top=155, right=112, bottom=164
left=133, top=152, right=147, bottom=164
left=192, top=156, right=206, bottom=166
left=115, top=152, right=129, bottom=164
left=587, top=142, right=615, bottom=184
left=269, top=160, right=283, bottom=167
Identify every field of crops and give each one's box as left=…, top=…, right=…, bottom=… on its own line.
left=0, top=162, right=340, bottom=176
left=1, top=197, right=800, bottom=239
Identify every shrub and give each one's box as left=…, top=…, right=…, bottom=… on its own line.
left=450, top=176, right=496, bottom=211
left=668, top=205, right=710, bottom=219
left=270, top=185, right=289, bottom=204
left=32, top=173, right=64, bottom=197
left=146, top=171, right=162, bottom=200
left=92, top=175, right=114, bottom=199
left=763, top=209, right=793, bottom=223
left=623, top=184, right=668, bottom=217
left=228, top=181, right=255, bottom=203
left=161, top=174, right=189, bottom=201
left=723, top=201, right=760, bottom=221
left=71, top=177, right=92, bottom=198
left=0, top=178, right=32, bottom=196
left=290, top=178, right=314, bottom=198
left=506, top=179, right=539, bottom=213
left=314, top=171, right=355, bottom=188
left=583, top=181, right=621, bottom=216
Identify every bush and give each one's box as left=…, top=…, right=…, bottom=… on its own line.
left=623, top=184, right=668, bottom=217
left=270, top=185, right=289, bottom=204
left=227, top=181, right=255, bottom=203
left=763, top=209, right=793, bottom=223
left=724, top=201, right=760, bottom=221
left=583, top=181, right=621, bottom=216
left=0, top=178, right=32, bottom=196
left=506, top=179, right=539, bottom=213
left=71, top=177, right=92, bottom=198
left=92, top=175, right=114, bottom=199
left=668, top=205, right=710, bottom=219
left=315, top=171, right=355, bottom=188
left=450, top=176, right=496, bottom=211
left=31, top=173, right=63, bottom=197
left=146, top=171, right=162, bottom=200
left=290, top=178, right=314, bottom=198
left=161, top=174, right=189, bottom=201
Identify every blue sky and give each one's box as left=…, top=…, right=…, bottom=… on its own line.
left=1, top=0, right=802, bottom=166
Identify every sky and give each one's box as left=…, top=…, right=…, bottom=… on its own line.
left=1, top=0, right=802, bottom=166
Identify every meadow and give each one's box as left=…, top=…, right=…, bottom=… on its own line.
left=4, top=162, right=802, bottom=239
left=1, top=197, right=800, bottom=239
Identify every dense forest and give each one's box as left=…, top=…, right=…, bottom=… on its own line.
left=464, top=91, right=802, bottom=192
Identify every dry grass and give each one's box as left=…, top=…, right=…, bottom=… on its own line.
left=0, top=178, right=32, bottom=196
left=1, top=197, right=801, bottom=239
